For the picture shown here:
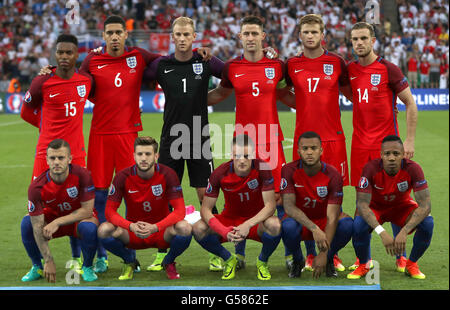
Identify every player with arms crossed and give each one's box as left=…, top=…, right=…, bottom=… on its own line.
left=20, top=34, right=94, bottom=269
left=347, top=22, right=419, bottom=272
left=347, top=136, right=433, bottom=280
left=193, top=134, right=282, bottom=281
left=278, top=14, right=351, bottom=272
left=208, top=16, right=289, bottom=268
left=280, top=131, right=353, bottom=278
left=144, top=17, right=223, bottom=271
left=97, top=137, right=192, bottom=280
left=21, top=139, right=99, bottom=282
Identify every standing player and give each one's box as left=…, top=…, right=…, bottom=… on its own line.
left=144, top=17, right=224, bottom=271
left=347, top=22, right=418, bottom=271
left=97, top=136, right=192, bottom=280
left=21, top=139, right=98, bottom=282
left=193, top=134, right=282, bottom=280
left=21, top=34, right=94, bottom=269
left=278, top=13, right=351, bottom=272
left=347, top=136, right=433, bottom=280
left=280, top=132, right=353, bottom=278
left=207, top=16, right=288, bottom=267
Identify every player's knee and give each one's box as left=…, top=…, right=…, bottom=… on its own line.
left=175, top=220, right=192, bottom=236
left=77, top=221, right=98, bottom=242
left=192, top=219, right=209, bottom=240
left=264, top=216, right=281, bottom=236
left=281, top=217, right=300, bottom=236
left=97, top=222, right=115, bottom=239
left=338, top=216, right=353, bottom=235
left=20, top=215, right=33, bottom=238
left=352, top=216, right=370, bottom=240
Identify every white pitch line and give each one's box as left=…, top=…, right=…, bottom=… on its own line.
left=0, top=164, right=31, bottom=169
left=0, top=120, right=23, bottom=127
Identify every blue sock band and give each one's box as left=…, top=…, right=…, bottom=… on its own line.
left=352, top=216, right=371, bottom=264
left=234, top=239, right=246, bottom=256
left=328, top=217, right=353, bottom=260
left=94, top=189, right=108, bottom=223
left=77, top=222, right=98, bottom=267
left=21, top=216, right=43, bottom=268
left=163, top=235, right=192, bottom=264
left=259, top=232, right=282, bottom=262
left=96, top=240, right=108, bottom=259
left=100, top=237, right=134, bottom=263
left=69, top=236, right=81, bottom=258
left=281, top=217, right=303, bottom=261
left=305, top=239, right=317, bottom=256
left=409, top=216, right=434, bottom=262
left=196, top=234, right=231, bottom=261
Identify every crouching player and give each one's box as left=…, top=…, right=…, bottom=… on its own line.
left=97, top=136, right=192, bottom=280
left=348, top=135, right=433, bottom=280
left=21, top=139, right=99, bottom=282
left=280, top=131, right=353, bottom=278
left=193, top=134, right=282, bottom=280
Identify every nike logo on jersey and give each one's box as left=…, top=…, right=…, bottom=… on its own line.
left=97, top=65, right=108, bottom=69
left=235, top=74, right=245, bottom=78
left=46, top=199, right=56, bottom=203
left=49, top=93, right=60, bottom=98
left=350, top=76, right=358, bottom=80
left=294, top=69, right=304, bottom=73
left=164, top=69, right=175, bottom=73
left=128, top=190, right=139, bottom=194
left=294, top=184, right=304, bottom=187
left=374, top=184, right=384, bottom=190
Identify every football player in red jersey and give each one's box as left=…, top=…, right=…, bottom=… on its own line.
left=97, top=137, right=192, bottom=280
left=278, top=13, right=351, bottom=273
left=20, top=34, right=94, bottom=272
left=347, top=136, right=433, bottom=280
left=21, top=139, right=99, bottom=283
left=280, top=131, right=353, bottom=279
left=347, top=22, right=419, bottom=271
left=193, top=134, right=281, bottom=281
left=207, top=15, right=290, bottom=267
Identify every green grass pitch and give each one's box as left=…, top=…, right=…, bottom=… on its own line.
left=0, top=110, right=448, bottom=290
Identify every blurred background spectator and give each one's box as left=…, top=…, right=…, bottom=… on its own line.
left=0, top=0, right=448, bottom=91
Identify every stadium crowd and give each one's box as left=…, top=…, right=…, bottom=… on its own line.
left=0, top=0, right=448, bottom=92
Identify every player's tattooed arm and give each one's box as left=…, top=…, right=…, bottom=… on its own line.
left=356, top=192, right=380, bottom=229
left=403, top=188, right=431, bottom=234
left=30, top=215, right=53, bottom=263
left=207, top=85, right=233, bottom=106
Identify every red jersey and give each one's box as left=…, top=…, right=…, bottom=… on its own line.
left=81, top=47, right=159, bottom=134
left=280, top=160, right=344, bottom=220
left=347, top=57, right=409, bottom=150
left=220, top=55, right=285, bottom=145
left=356, top=158, right=428, bottom=210
left=23, top=69, right=93, bottom=159
left=106, top=164, right=184, bottom=231
left=419, top=61, right=430, bottom=75
left=205, top=159, right=275, bottom=218
left=285, top=50, right=349, bottom=142
left=407, top=57, right=418, bottom=72
left=27, top=164, right=96, bottom=217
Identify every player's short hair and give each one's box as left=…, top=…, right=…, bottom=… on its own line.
left=104, top=15, right=126, bottom=30
left=232, top=134, right=255, bottom=151
left=56, top=34, right=78, bottom=47
left=381, top=135, right=403, bottom=146
left=172, top=16, right=195, bottom=32
left=299, top=14, right=325, bottom=33
left=240, top=15, right=264, bottom=30
left=351, top=22, right=375, bottom=38
left=134, top=136, right=158, bottom=153
left=298, top=131, right=322, bottom=145
left=47, top=139, right=71, bottom=154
